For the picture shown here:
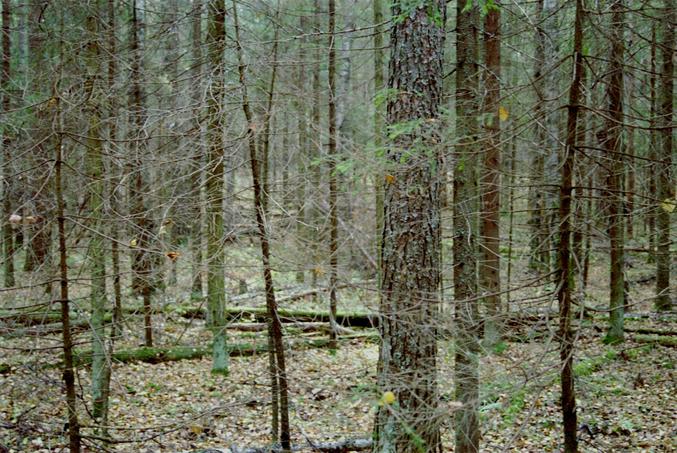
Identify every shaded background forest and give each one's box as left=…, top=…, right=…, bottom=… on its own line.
left=0, top=0, right=674, bottom=451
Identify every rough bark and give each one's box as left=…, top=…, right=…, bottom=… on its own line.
left=373, top=2, right=445, bottom=452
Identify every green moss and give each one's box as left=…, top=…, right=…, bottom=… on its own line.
left=634, top=334, right=677, bottom=347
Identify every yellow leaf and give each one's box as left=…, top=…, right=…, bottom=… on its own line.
left=129, top=238, right=138, bottom=248
left=166, top=251, right=180, bottom=262
left=660, top=198, right=676, bottom=213
left=313, top=266, right=325, bottom=277
left=499, top=106, right=509, bottom=121
left=381, top=391, right=396, bottom=405
left=385, top=174, right=396, bottom=185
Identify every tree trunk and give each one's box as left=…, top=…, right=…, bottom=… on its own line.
left=103, top=0, right=120, bottom=434
left=373, top=0, right=385, bottom=285
left=373, top=2, right=445, bottom=451
left=481, top=0, right=501, bottom=347
left=84, top=3, right=110, bottom=422
left=454, top=2, right=480, bottom=451
left=310, top=0, right=322, bottom=287
left=129, top=0, right=153, bottom=347
left=191, top=0, right=204, bottom=298
left=205, top=0, right=229, bottom=375
left=295, top=13, right=307, bottom=284
left=646, top=24, right=657, bottom=264
left=232, top=2, right=291, bottom=449
left=327, top=0, right=339, bottom=350
left=655, top=0, right=674, bottom=311
left=1, top=0, right=14, bottom=288
left=54, top=97, right=81, bottom=453
left=558, top=0, right=584, bottom=450
left=603, top=0, right=625, bottom=343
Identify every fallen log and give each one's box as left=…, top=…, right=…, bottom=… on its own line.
left=230, top=321, right=355, bottom=335
left=1, top=314, right=113, bottom=337
left=181, top=306, right=378, bottom=328
left=72, top=333, right=378, bottom=367
left=0, top=311, right=62, bottom=326
left=633, top=334, right=677, bottom=347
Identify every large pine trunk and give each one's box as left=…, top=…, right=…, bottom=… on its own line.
left=373, top=2, right=445, bottom=452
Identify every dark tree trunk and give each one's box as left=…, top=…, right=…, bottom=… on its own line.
left=603, top=0, right=625, bottom=343
left=373, top=2, right=445, bottom=452
left=655, top=0, right=674, bottom=311
left=481, top=0, right=501, bottom=346
left=54, top=98, right=81, bottom=453
left=454, top=1, right=481, bottom=451
left=206, top=0, right=229, bottom=375
left=129, top=0, right=153, bottom=347
left=373, top=0, right=385, bottom=284
left=232, top=2, right=291, bottom=449
left=1, top=0, right=14, bottom=288
left=558, top=0, right=584, bottom=450
left=327, top=0, right=339, bottom=350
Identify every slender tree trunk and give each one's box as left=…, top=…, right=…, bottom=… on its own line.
left=655, top=0, right=674, bottom=311
left=327, top=0, right=339, bottom=350
left=1, top=0, right=14, bottom=288
left=205, top=0, right=228, bottom=375
left=373, top=0, right=385, bottom=283
left=310, top=0, right=322, bottom=287
left=103, top=0, right=120, bottom=435
left=528, top=0, right=547, bottom=272
left=373, top=2, right=445, bottom=452
left=647, top=24, right=657, bottom=264
left=625, top=127, right=634, bottom=241
left=232, top=2, right=290, bottom=449
left=191, top=0, right=204, bottom=297
left=55, top=96, right=81, bottom=453
left=604, top=0, right=625, bottom=343
left=455, top=1, right=480, bottom=451
left=481, top=0, right=501, bottom=346
left=129, top=0, right=153, bottom=347
left=558, top=0, right=584, bottom=450
left=84, top=3, right=110, bottom=422
left=295, top=14, right=307, bottom=284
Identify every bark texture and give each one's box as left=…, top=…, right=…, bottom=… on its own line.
left=373, top=3, right=445, bottom=452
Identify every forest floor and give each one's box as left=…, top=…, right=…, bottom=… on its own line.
left=1, top=243, right=675, bottom=452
